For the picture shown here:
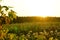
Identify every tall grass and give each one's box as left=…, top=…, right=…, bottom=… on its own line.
left=2, top=22, right=60, bottom=32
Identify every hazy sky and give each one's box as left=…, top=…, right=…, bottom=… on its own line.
left=0, top=0, right=60, bottom=17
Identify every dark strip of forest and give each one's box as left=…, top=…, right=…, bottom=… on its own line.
left=0, top=16, right=60, bottom=23
left=15, top=16, right=60, bottom=23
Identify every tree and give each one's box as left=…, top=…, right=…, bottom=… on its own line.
left=0, top=5, right=17, bottom=24
left=0, top=0, right=17, bottom=24
left=8, top=10, right=17, bottom=20
left=0, top=5, right=11, bottom=24
left=0, top=5, right=9, bottom=16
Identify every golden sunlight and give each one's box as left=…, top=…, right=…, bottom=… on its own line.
left=1, top=0, right=60, bottom=17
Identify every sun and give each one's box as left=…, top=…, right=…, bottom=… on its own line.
left=38, top=15, right=48, bottom=18
left=41, top=16, right=47, bottom=17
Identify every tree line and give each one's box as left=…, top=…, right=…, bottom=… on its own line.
left=11, top=17, right=60, bottom=23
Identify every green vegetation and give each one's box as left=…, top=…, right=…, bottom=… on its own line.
left=0, top=22, right=59, bottom=40
left=0, top=0, right=60, bottom=40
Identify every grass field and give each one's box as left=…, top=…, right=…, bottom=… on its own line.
left=3, top=22, right=60, bottom=30
left=1, top=22, right=60, bottom=40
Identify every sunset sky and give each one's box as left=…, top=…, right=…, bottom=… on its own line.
left=0, top=0, right=60, bottom=17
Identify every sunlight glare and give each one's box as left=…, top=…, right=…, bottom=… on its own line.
left=1, top=0, right=60, bottom=17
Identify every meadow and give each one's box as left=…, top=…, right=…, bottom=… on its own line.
left=0, top=22, right=60, bottom=40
